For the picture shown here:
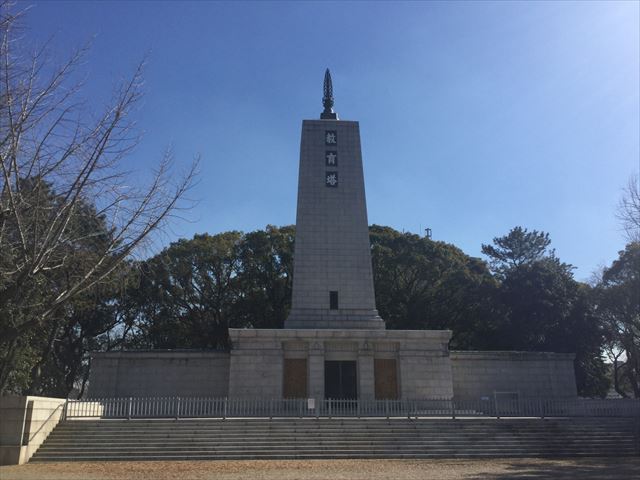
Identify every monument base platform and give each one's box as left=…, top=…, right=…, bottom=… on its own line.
left=285, top=308, right=385, bottom=330
left=228, top=328, right=453, bottom=400
left=87, top=334, right=578, bottom=401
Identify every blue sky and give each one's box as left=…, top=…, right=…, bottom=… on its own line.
left=24, top=1, right=639, bottom=280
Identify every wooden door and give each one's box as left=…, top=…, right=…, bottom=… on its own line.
left=374, top=359, right=398, bottom=400
left=283, top=358, right=308, bottom=398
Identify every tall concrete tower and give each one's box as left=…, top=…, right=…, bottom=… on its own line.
left=285, top=69, right=384, bottom=330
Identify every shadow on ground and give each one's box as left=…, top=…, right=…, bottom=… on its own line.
left=465, top=457, right=640, bottom=480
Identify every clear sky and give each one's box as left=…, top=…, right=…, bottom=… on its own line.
left=23, top=0, right=639, bottom=280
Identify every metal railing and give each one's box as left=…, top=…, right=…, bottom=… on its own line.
left=64, top=397, right=640, bottom=420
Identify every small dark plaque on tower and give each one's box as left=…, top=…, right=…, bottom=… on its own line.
left=326, top=151, right=337, bottom=166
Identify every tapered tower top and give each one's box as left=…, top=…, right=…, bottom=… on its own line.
left=321, top=68, right=338, bottom=120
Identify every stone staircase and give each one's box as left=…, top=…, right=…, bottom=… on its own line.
left=30, top=417, right=639, bottom=462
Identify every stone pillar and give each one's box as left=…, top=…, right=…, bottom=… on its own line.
left=358, top=341, right=375, bottom=400
left=308, top=341, right=325, bottom=400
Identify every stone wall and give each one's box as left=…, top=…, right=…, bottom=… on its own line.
left=399, top=353, right=454, bottom=400
left=0, top=395, right=66, bottom=465
left=87, top=351, right=230, bottom=398
left=85, top=343, right=578, bottom=401
left=450, top=351, right=577, bottom=399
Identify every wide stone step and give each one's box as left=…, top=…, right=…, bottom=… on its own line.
left=59, top=418, right=632, bottom=425
left=35, top=444, right=636, bottom=454
left=53, top=425, right=634, bottom=434
left=48, top=433, right=634, bottom=444
left=45, top=432, right=635, bottom=441
left=35, top=442, right=636, bottom=455
left=42, top=434, right=634, bottom=444
left=31, top=449, right=636, bottom=462
left=96, top=420, right=626, bottom=424
left=42, top=436, right=637, bottom=443
left=36, top=443, right=636, bottom=454
left=45, top=433, right=635, bottom=441
left=55, top=425, right=633, bottom=433
left=59, top=419, right=631, bottom=426
left=30, top=418, right=640, bottom=462
left=53, top=426, right=634, bottom=435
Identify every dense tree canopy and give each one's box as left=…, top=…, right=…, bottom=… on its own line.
left=126, top=226, right=294, bottom=350
left=370, top=226, right=499, bottom=349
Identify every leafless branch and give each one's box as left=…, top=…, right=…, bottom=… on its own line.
left=0, top=4, right=198, bottom=353
left=616, top=173, right=640, bottom=243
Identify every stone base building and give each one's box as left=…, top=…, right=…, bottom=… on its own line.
left=89, top=338, right=576, bottom=400
left=88, top=70, right=578, bottom=402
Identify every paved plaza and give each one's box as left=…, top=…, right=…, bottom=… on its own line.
left=1, top=458, right=638, bottom=480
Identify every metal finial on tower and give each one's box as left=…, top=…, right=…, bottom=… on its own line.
left=321, top=68, right=338, bottom=119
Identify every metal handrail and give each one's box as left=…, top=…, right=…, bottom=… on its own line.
left=64, top=397, right=640, bottom=420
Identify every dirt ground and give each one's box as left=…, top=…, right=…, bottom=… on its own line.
left=1, top=457, right=638, bottom=480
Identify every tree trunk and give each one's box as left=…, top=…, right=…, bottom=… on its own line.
left=27, top=319, right=61, bottom=395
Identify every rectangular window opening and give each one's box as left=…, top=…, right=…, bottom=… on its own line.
left=329, top=291, right=339, bottom=310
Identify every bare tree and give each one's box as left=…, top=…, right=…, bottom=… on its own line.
left=617, top=173, right=640, bottom=243
left=0, top=4, right=197, bottom=390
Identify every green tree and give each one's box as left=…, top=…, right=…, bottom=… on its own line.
left=27, top=281, right=134, bottom=397
left=481, top=226, right=551, bottom=275
left=483, top=227, right=609, bottom=397
left=132, top=232, right=243, bottom=349
left=127, top=226, right=295, bottom=349
left=234, top=225, right=294, bottom=329
left=597, top=243, right=640, bottom=397
left=0, top=178, right=132, bottom=395
left=369, top=226, right=500, bottom=349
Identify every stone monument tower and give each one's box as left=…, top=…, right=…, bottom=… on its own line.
left=286, top=69, right=384, bottom=330
left=226, top=71, right=453, bottom=401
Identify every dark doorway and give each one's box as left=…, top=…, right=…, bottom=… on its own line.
left=324, top=361, right=358, bottom=399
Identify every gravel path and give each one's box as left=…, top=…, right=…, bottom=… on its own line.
left=1, top=457, right=638, bottom=480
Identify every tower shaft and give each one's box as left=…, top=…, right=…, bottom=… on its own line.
left=285, top=119, right=383, bottom=329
